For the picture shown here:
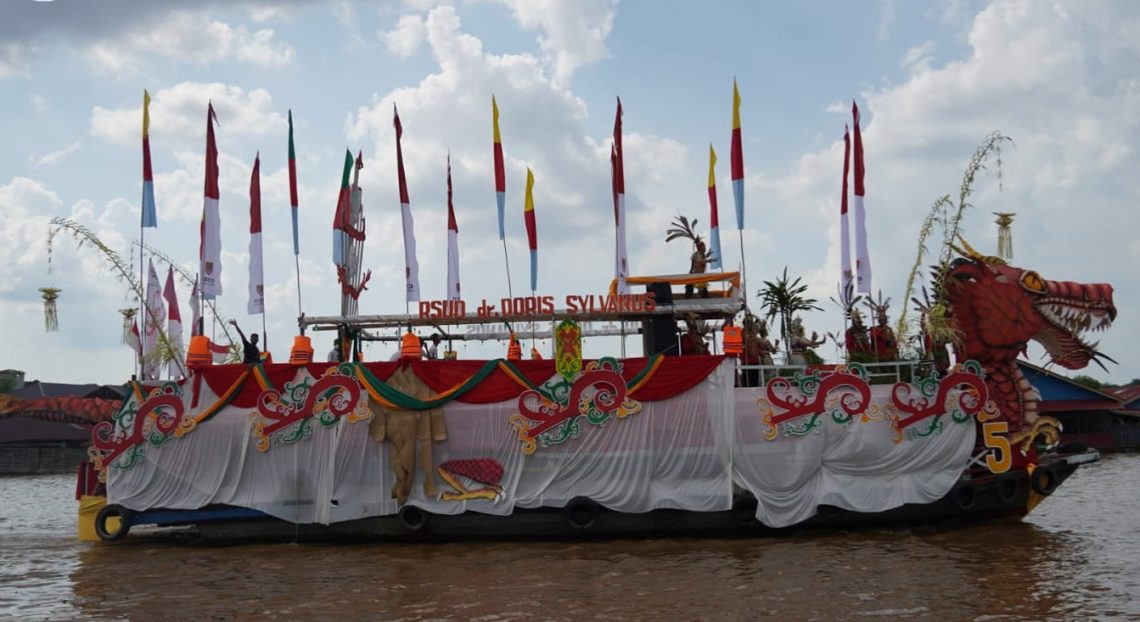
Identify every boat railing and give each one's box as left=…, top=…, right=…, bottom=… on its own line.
left=735, top=359, right=937, bottom=388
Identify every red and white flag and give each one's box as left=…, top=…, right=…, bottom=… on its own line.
left=163, top=267, right=184, bottom=378
left=200, top=103, right=222, bottom=297
left=612, top=98, right=629, bottom=294
left=144, top=259, right=165, bottom=381
left=128, top=321, right=142, bottom=358
left=446, top=153, right=460, bottom=301
left=394, top=105, right=420, bottom=302
left=852, top=100, right=872, bottom=294
left=247, top=152, right=265, bottom=314
left=840, top=125, right=853, bottom=297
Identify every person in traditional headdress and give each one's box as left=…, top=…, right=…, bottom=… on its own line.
left=869, top=301, right=898, bottom=361
left=741, top=314, right=778, bottom=386
left=845, top=308, right=873, bottom=362
left=788, top=317, right=825, bottom=366
left=665, top=215, right=715, bottom=298
left=680, top=314, right=710, bottom=356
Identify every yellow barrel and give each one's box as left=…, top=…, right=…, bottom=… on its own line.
left=289, top=335, right=313, bottom=365
left=186, top=335, right=212, bottom=368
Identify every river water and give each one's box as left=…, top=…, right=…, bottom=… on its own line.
left=2, top=455, right=1137, bottom=622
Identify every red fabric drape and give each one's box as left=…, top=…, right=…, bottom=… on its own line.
left=195, top=356, right=726, bottom=408
left=627, top=355, right=724, bottom=401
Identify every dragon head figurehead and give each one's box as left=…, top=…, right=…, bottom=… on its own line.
left=944, top=238, right=1117, bottom=432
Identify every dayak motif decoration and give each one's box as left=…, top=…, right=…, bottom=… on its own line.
left=757, top=361, right=996, bottom=443
left=758, top=364, right=872, bottom=440
left=887, top=360, right=995, bottom=442
left=250, top=363, right=371, bottom=452
left=89, top=382, right=185, bottom=477
left=554, top=319, right=582, bottom=381
left=509, top=357, right=642, bottom=455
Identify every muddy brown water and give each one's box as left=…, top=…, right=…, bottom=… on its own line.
left=2, top=455, right=1138, bottom=621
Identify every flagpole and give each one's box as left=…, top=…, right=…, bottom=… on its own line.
left=738, top=229, right=748, bottom=312
left=294, top=254, right=303, bottom=319
left=139, top=224, right=145, bottom=378
left=502, top=241, right=514, bottom=299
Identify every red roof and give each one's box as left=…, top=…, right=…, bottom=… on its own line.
left=1109, top=385, right=1140, bottom=404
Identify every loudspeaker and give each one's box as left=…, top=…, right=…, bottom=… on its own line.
left=642, top=282, right=678, bottom=356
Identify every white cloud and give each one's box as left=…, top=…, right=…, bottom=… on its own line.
left=383, top=14, right=427, bottom=58
left=91, top=82, right=286, bottom=145
left=85, top=11, right=294, bottom=73
left=495, top=0, right=617, bottom=84
left=749, top=0, right=1140, bottom=381
left=343, top=5, right=690, bottom=325
left=0, top=42, right=32, bottom=78
left=878, top=0, right=896, bottom=42
left=29, top=93, right=48, bottom=113
left=28, top=141, right=82, bottom=169
left=901, top=41, right=936, bottom=73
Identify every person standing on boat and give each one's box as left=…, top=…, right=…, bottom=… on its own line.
left=423, top=334, right=441, bottom=360
left=228, top=320, right=261, bottom=364
left=680, top=316, right=709, bottom=356
left=328, top=338, right=342, bottom=363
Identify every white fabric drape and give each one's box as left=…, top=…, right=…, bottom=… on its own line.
left=107, top=361, right=973, bottom=528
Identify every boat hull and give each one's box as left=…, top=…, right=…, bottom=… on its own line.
left=92, top=449, right=1094, bottom=544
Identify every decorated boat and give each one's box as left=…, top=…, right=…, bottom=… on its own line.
left=78, top=240, right=1114, bottom=542
left=68, top=94, right=1115, bottom=543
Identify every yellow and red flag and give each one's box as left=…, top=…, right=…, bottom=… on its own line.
left=707, top=144, right=722, bottom=269
left=524, top=168, right=537, bottom=291
left=730, top=80, right=744, bottom=231
left=493, top=96, right=506, bottom=240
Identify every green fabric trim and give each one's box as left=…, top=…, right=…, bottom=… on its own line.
left=625, top=355, right=662, bottom=389
left=352, top=359, right=503, bottom=411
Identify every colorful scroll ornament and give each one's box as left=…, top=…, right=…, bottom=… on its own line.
left=89, top=382, right=186, bottom=477
left=888, top=360, right=996, bottom=442
left=250, top=363, right=371, bottom=452
left=509, top=357, right=642, bottom=455
left=757, top=364, right=872, bottom=440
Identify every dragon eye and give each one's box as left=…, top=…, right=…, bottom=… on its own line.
left=1020, top=270, right=1046, bottom=293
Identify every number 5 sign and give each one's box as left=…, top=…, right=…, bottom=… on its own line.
left=981, top=421, right=1012, bottom=474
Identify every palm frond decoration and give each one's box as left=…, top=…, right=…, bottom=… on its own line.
left=829, top=281, right=863, bottom=320
left=757, top=267, right=822, bottom=358
left=666, top=215, right=703, bottom=245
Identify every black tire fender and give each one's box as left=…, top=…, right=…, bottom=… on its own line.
left=994, top=473, right=1021, bottom=505
left=94, top=504, right=133, bottom=541
left=565, top=497, right=598, bottom=530
left=951, top=482, right=976, bottom=510
left=397, top=505, right=428, bottom=531
left=1030, top=465, right=1058, bottom=496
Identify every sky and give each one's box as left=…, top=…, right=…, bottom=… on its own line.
left=1, top=0, right=1138, bottom=386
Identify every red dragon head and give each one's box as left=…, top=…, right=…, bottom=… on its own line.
left=945, top=246, right=1116, bottom=371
